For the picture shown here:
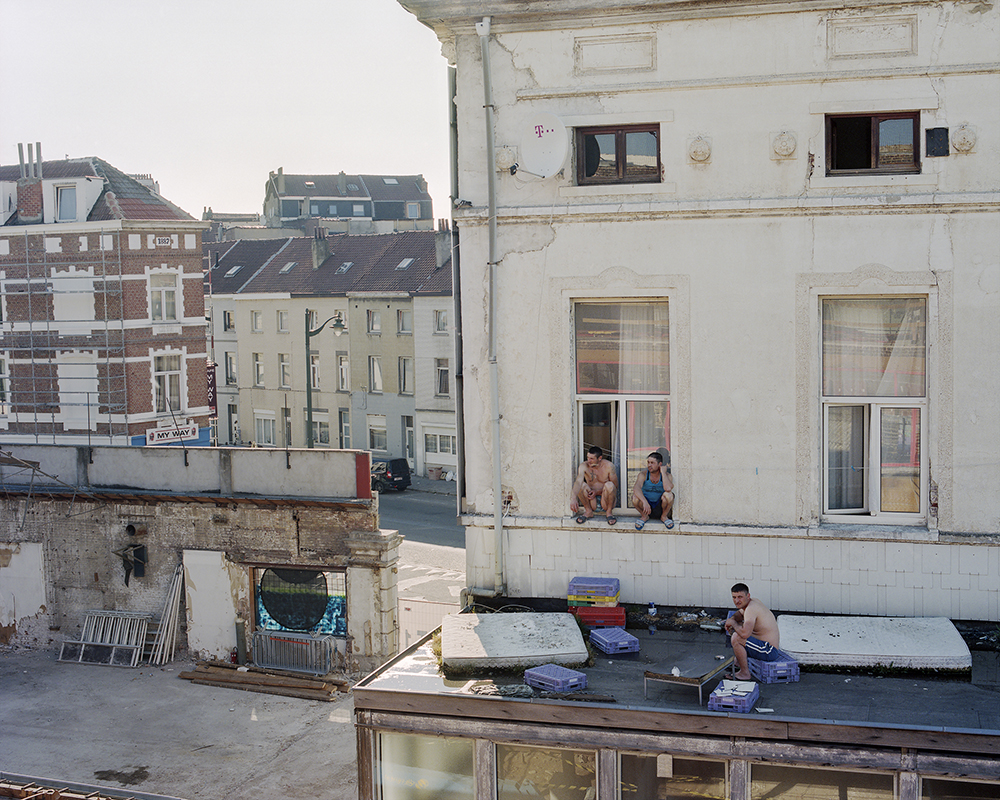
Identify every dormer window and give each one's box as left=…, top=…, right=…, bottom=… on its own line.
left=56, top=185, right=77, bottom=221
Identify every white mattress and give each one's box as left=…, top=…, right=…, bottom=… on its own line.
left=441, top=612, right=589, bottom=670
left=778, top=615, right=972, bottom=670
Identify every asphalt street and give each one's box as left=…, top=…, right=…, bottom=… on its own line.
left=377, top=479, right=464, bottom=549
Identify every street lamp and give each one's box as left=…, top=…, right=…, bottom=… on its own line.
left=305, top=308, right=346, bottom=448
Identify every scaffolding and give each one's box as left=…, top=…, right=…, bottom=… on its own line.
left=3, top=228, right=130, bottom=444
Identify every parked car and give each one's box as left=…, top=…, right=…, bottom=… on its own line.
left=371, top=458, right=411, bottom=492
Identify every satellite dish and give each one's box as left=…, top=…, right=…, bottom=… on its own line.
left=518, top=113, right=568, bottom=178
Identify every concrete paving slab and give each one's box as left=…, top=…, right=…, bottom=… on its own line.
left=779, top=615, right=972, bottom=669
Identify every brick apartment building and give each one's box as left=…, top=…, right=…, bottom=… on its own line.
left=0, top=145, right=210, bottom=446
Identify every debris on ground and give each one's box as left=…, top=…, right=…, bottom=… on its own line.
left=179, top=660, right=349, bottom=701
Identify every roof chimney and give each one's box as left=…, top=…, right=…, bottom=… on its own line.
left=16, top=142, right=43, bottom=224
left=435, top=229, right=452, bottom=269
left=337, top=171, right=347, bottom=194
left=277, top=167, right=285, bottom=194
left=312, top=227, right=330, bottom=270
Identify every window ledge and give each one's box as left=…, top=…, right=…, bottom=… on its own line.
left=559, top=182, right=677, bottom=200
left=456, top=515, right=938, bottom=542
left=152, top=323, right=182, bottom=336
left=809, top=172, right=939, bottom=190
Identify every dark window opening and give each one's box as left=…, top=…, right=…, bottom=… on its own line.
left=827, top=112, right=920, bottom=174
left=577, top=124, right=660, bottom=185
left=259, top=569, right=329, bottom=631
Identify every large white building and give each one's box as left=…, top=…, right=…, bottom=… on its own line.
left=403, top=0, right=999, bottom=617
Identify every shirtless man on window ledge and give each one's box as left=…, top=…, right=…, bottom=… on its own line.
left=569, top=445, right=619, bottom=525
left=724, top=583, right=781, bottom=680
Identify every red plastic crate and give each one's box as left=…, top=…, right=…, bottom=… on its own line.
left=571, top=606, right=626, bottom=628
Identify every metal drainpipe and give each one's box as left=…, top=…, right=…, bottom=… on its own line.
left=476, top=16, right=504, bottom=596
left=449, top=65, right=467, bottom=520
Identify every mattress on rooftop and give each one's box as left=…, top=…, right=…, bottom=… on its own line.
left=441, top=612, right=588, bottom=671
left=779, top=615, right=971, bottom=670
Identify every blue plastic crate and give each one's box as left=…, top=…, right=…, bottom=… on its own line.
left=707, top=681, right=760, bottom=713
left=568, top=576, right=620, bottom=598
left=749, top=650, right=800, bottom=684
left=589, top=627, right=640, bottom=654
left=524, top=663, right=588, bottom=692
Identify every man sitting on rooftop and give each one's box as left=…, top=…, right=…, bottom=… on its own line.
left=725, top=582, right=781, bottom=680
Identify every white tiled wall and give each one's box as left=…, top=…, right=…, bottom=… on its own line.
left=466, top=524, right=1000, bottom=620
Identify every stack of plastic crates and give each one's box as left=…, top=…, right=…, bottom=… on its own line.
left=568, top=576, right=620, bottom=607
left=707, top=681, right=760, bottom=713
left=748, top=649, right=800, bottom=683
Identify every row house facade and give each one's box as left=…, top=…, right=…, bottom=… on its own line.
left=0, top=149, right=210, bottom=446
left=204, top=229, right=456, bottom=476
left=262, top=168, right=435, bottom=236
left=352, top=0, right=1000, bottom=797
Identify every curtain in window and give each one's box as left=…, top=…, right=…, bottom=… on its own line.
left=575, top=303, right=669, bottom=394
left=822, top=298, right=925, bottom=397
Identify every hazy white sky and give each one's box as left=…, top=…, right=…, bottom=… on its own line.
left=0, top=0, right=452, bottom=221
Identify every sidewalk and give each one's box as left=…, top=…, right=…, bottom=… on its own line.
left=408, top=473, right=457, bottom=495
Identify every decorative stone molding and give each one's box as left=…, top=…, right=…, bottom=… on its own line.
left=688, top=136, right=712, bottom=163
left=574, top=33, right=656, bottom=76
left=771, top=131, right=797, bottom=159
left=952, top=125, right=977, bottom=153
left=827, top=15, right=917, bottom=60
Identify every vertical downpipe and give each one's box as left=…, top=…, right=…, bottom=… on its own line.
left=476, top=16, right=504, bottom=595
left=449, top=65, right=468, bottom=516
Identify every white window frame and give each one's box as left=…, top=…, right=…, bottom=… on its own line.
left=574, top=301, right=671, bottom=512
left=368, top=414, right=387, bottom=451
left=251, top=310, right=263, bottom=333
left=222, top=310, right=235, bottom=331
left=56, top=185, right=77, bottom=222
left=435, top=358, right=450, bottom=397
left=254, top=413, right=276, bottom=447
left=406, top=201, right=420, bottom=219
left=820, top=296, right=928, bottom=525
left=252, top=353, right=265, bottom=387
left=278, top=353, right=291, bottom=388
left=311, top=353, right=321, bottom=388
left=150, top=273, right=178, bottom=322
left=153, top=352, right=183, bottom=415
left=339, top=409, right=351, bottom=448
left=309, top=412, right=330, bottom=447
left=277, top=310, right=289, bottom=333
left=225, top=352, right=237, bottom=385
left=398, top=356, right=414, bottom=395
left=338, top=354, right=350, bottom=392
left=397, top=309, right=412, bottom=334
left=434, top=309, right=448, bottom=334
left=367, top=309, right=382, bottom=334
left=369, top=356, right=383, bottom=393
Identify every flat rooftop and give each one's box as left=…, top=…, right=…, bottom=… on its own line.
left=354, top=618, right=1000, bottom=759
